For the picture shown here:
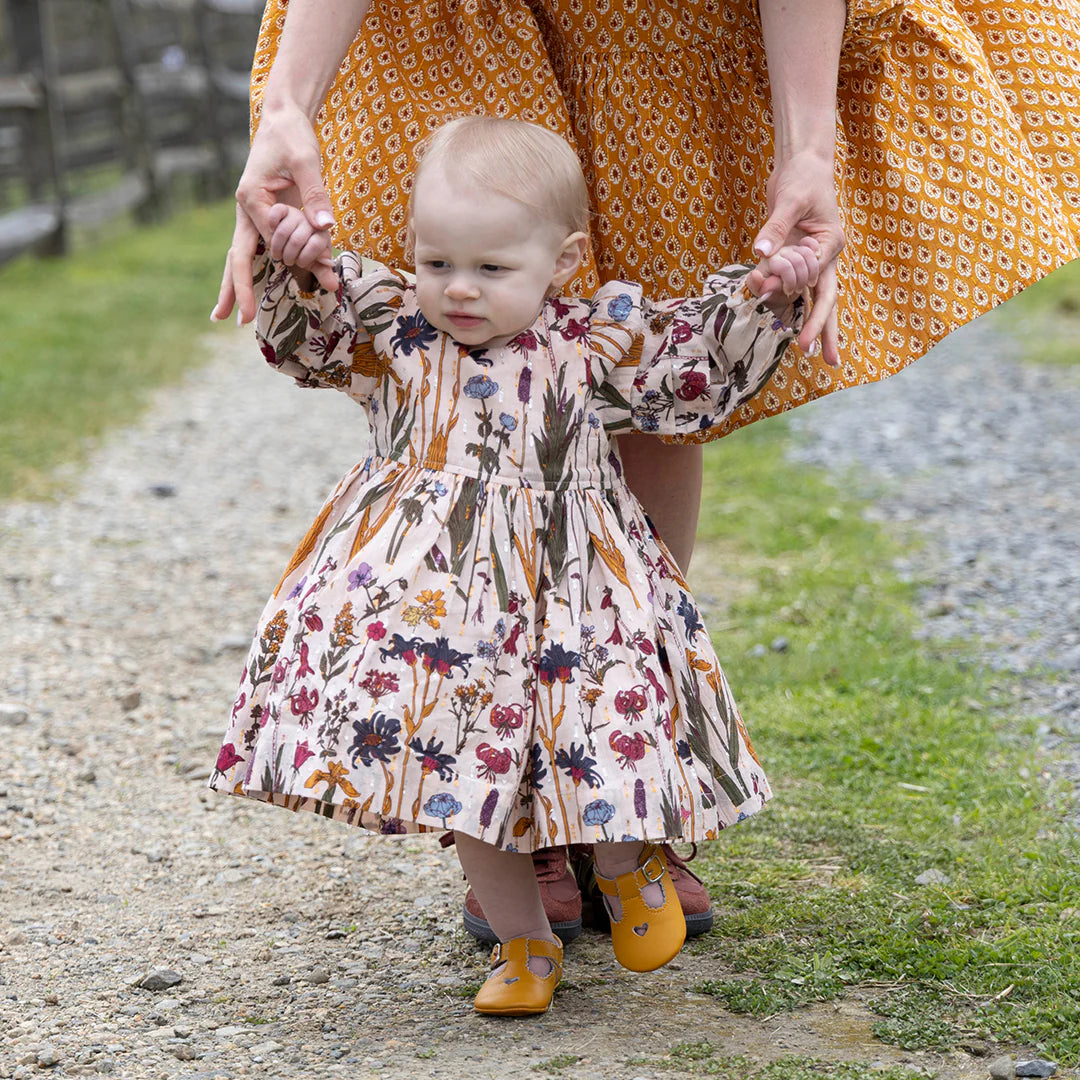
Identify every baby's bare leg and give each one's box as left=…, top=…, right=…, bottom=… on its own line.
left=454, top=832, right=559, bottom=976
left=593, top=841, right=663, bottom=921
left=617, top=436, right=703, bottom=573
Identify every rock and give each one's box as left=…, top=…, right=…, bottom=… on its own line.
left=217, top=635, right=251, bottom=653
left=987, top=1057, right=1014, bottom=1080
left=750, top=644, right=768, bottom=658
left=171, top=1045, right=198, bottom=1061
left=118, top=690, right=142, bottom=712
left=75, top=768, right=96, bottom=783
left=770, top=635, right=790, bottom=653
left=271, top=974, right=291, bottom=986
left=0, top=703, right=29, bottom=726
left=36, top=1045, right=60, bottom=1067
left=250, top=1041, right=283, bottom=1055
left=148, top=483, right=177, bottom=498
left=914, top=868, right=950, bottom=886
left=137, top=968, right=183, bottom=992
left=1016, top=1061, right=1056, bottom=1078
left=305, top=967, right=331, bottom=984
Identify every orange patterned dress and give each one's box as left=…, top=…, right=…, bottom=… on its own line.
left=250, top=0, right=1080, bottom=437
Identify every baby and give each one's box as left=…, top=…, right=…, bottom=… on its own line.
left=210, top=116, right=818, bottom=1016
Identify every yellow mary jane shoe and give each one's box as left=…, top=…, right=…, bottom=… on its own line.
left=473, top=936, right=563, bottom=1016
left=594, top=844, right=686, bottom=972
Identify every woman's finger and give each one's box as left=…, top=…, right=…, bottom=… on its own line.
left=798, top=260, right=839, bottom=362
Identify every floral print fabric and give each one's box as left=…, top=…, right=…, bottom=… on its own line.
left=208, top=255, right=802, bottom=850
left=250, top=0, right=1080, bottom=441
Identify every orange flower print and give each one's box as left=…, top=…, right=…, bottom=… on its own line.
left=402, top=588, right=447, bottom=630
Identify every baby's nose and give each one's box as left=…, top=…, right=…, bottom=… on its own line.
left=445, top=275, right=479, bottom=300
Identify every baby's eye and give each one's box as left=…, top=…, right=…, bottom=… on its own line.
left=480, top=264, right=506, bottom=274
left=423, top=260, right=449, bottom=271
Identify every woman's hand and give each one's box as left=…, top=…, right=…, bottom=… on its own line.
left=747, top=149, right=845, bottom=366
left=211, top=104, right=339, bottom=325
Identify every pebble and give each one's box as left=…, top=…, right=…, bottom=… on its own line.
left=0, top=703, right=30, bottom=726
left=988, top=1057, right=1015, bottom=1080
left=137, top=969, right=183, bottom=992
left=36, top=1045, right=60, bottom=1067
left=914, top=869, right=950, bottom=886
left=1016, top=1061, right=1057, bottom=1078
left=118, top=690, right=142, bottom=712
left=305, top=967, right=331, bottom=984
left=769, top=635, right=789, bottom=653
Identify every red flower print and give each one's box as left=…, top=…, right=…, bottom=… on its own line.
left=490, top=703, right=525, bottom=739
left=366, top=621, right=387, bottom=641
left=609, top=729, right=647, bottom=771
left=297, top=641, right=315, bottom=678
left=230, top=692, right=247, bottom=719
left=289, top=686, right=320, bottom=721
left=302, top=610, right=323, bottom=632
left=476, top=743, right=513, bottom=781
left=558, top=317, right=590, bottom=342
left=503, top=623, right=524, bottom=656
left=675, top=369, right=709, bottom=401
left=359, top=669, right=400, bottom=700
left=215, top=743, right=244, bottom=773
left=293, top=740, right=315, bottom=771
left=606, top=622, right=623, bottom=646
left=643, top=666, right=668, bottom=704
left=614, top=686, right=648, bottom=723
left=670, top=319, right=694, bottom=344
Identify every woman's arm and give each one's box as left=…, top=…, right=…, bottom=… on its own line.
left=213, top=1, right=372, bottom=325
left=750, top=0, right=846, bottom=365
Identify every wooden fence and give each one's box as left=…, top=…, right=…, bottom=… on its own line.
left=0, top=0, right=262, bottom=265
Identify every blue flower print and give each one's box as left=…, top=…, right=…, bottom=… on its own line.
left=620, top=834, right=639, bottom=842
left=423, top=792, right=462, bottom=826
left=347, top=563, right=373, bottom=590
left=389, top=311, right=438, bottom=355
left=499, top=412, right=517, bottom=431
left=434, top=481, right=448, bottom=497
left=286, top=575, right=307, bottom=600
left=349, top=711, right=402, bottom=767
left=676, top=591, right=704, bottom=641
left=582, top=798, right=615, bottom=826
left=606, top=293, right=633, bottom=322
left=464, top=374, right=499, bottom=399
left=588, top=413, right=600, bottom=430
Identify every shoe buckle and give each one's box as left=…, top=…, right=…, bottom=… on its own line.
left=639, top=853, right=665, bottom=884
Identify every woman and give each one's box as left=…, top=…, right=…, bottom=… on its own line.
left=212, top=0, right=1080, bottom=941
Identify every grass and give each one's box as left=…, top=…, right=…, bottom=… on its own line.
left=688, top=418, right=1080, bottom=1064
left=993, top=256, right=1080, bottom=365
left=630, top=1044, right=931, bottom=1079
left=0, top=199, right=236, bottom=499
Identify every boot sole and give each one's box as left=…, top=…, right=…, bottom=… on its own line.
left=463, top=908, right=583, bottom=945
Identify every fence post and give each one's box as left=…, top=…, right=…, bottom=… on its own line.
left=192, top=0, right=233, bottom=197
left=8, top=0, right=67, bottom=254
left=103, top=0, right=162, bottom=221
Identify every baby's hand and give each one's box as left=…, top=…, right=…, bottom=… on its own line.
left=265, top=203, right=334, bottom=291
left=753, top=237, right=820, bottom=315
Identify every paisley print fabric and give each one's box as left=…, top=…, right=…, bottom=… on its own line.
left=207, top=255, right=804, bottom=850
left=249, top=0, right=1080, bottom=440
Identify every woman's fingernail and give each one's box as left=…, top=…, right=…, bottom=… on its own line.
left=754, top=239, right=773, bottom=256
left=236, top=310, right=244, bottom=327
left=809, top=341, right=821, bottom=357
left=316, top=212, right=335, bottom=228
left=759, top=291, right=774, bottom=303
left=209, top=309, right=220, bottom=322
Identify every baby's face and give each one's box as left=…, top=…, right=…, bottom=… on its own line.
left=411, top=164, right=577, bottom=349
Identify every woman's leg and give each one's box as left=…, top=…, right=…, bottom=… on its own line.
left=454, top=832, right=559, bottom=976
left=617, top=436, right=704, bottom=573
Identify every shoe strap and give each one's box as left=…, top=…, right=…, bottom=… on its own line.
left=490, top=936, right=564, bottom=980
left=593, top=845, right=668, bottom=899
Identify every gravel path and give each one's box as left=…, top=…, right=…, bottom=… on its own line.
left=3, top=313, right=1074, bottom=1078
left=790, top=307, right=1080, bottom=812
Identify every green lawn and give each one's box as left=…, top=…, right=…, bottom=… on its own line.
left=688, top=418, right=1079, bottom=1064
left=0, top=200, right=235, bottom=499
left=995, top=256, right=1080, bottom=365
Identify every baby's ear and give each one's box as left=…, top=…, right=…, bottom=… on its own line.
left=551, top=232, right=589, bottom=289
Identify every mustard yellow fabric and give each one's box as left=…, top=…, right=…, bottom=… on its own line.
left=251, top=0, right=1080, bottom=437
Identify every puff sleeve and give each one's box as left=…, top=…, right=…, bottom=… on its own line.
left=254, top=251, right=409, bottom=406
left=593, top=265, right=806, bottom=438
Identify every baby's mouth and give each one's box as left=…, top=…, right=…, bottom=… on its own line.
left=446, top=313, right=485, bottom=328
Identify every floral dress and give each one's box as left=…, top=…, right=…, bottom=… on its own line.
left=208, top=254, right=804, bottom=852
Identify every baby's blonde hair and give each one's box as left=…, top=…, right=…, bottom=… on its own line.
left=409, top=116, right=591, bottom=239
